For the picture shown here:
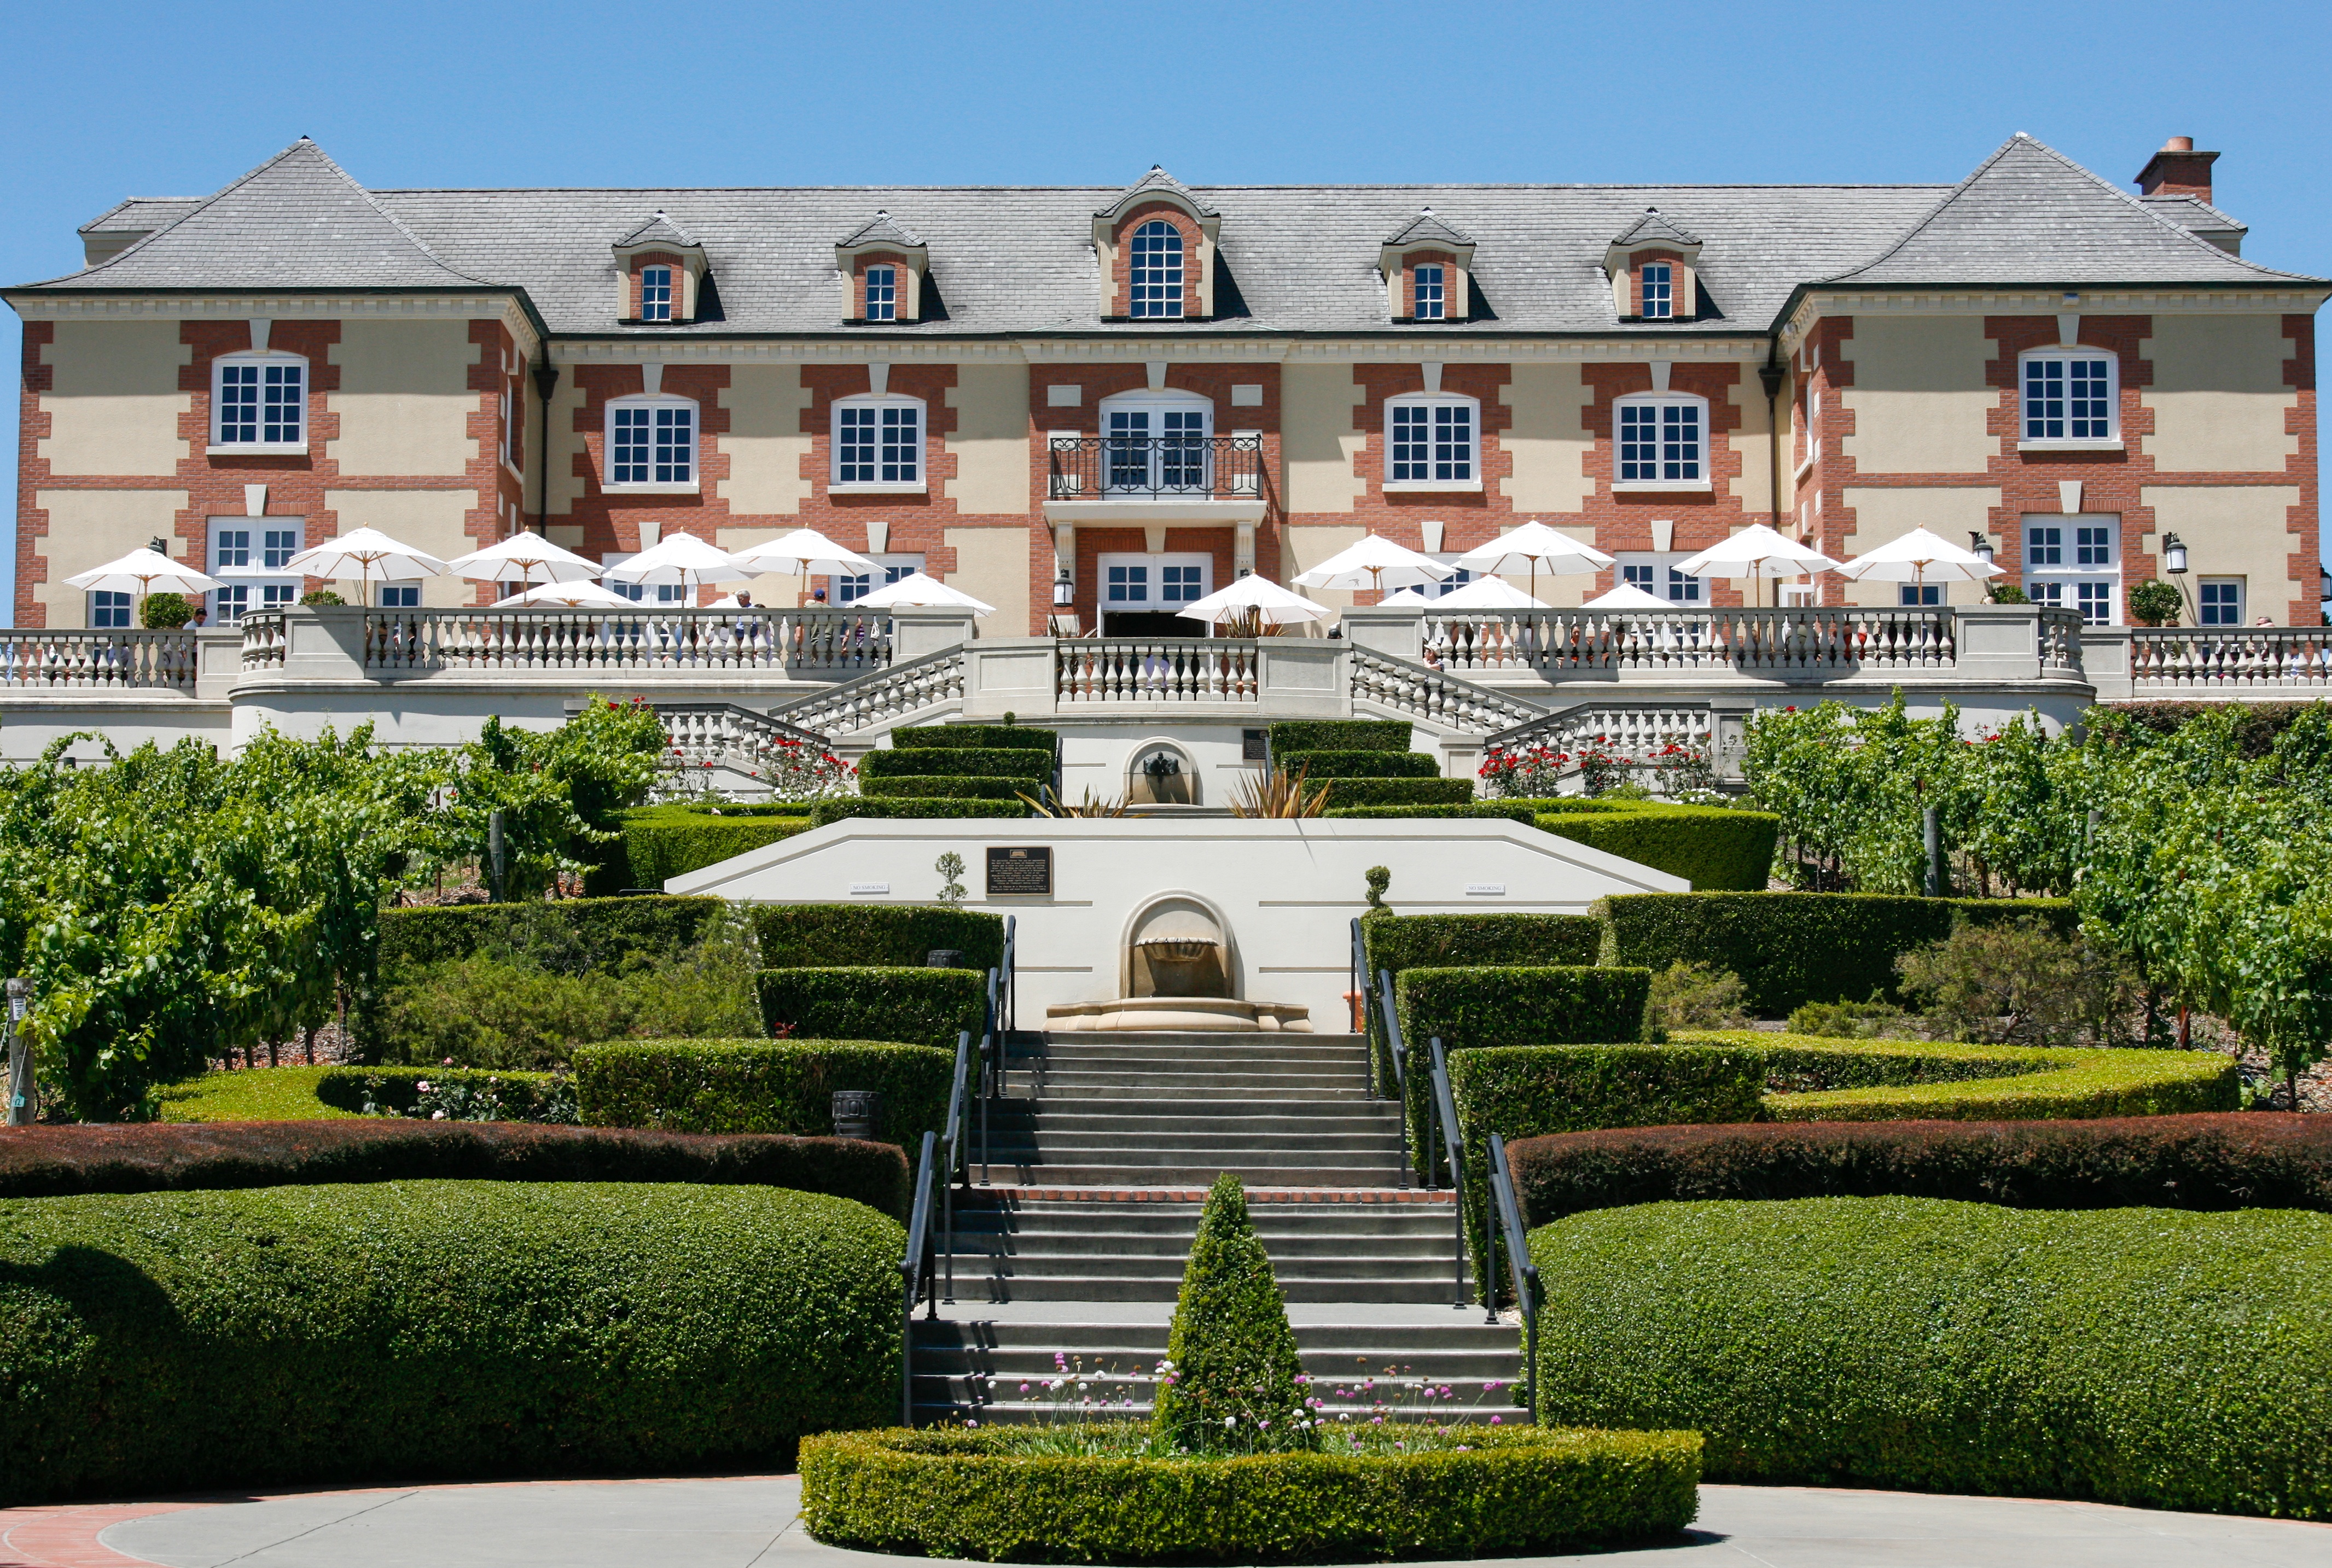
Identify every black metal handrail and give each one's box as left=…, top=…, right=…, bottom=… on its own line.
left=1046, top=434, right=1264, bottom=501
left=1427, top=1036, right=1469, bottom=1309
left=941, top=1028, right=972, bottom=1304
left=1485, top=1130, right=1541, bottom=1424
left=899, top=1128, right=939, bottom=1424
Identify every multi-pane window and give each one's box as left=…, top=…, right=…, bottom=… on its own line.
left=1619, top=556, right=1702, bottom=604
left=610, top=579, right=689, bottom=604
left=1899, top=583, right=1943, bottom=607
left=2024, top=515, right=2121, bottom=625
left=609, top=399, right=695, bottom=485
left=1424, top=562, right=1473, bottom=598
left=1388, top=398, right=1476, bottom=485
left=1129, top=219, right=1185, bottom=319
left=90, top=591, right=132, bottom=629
left=834, top=399, right=923, bottom=485
left=864, top=265, right=897, bottom=322
left=2200, top=579, right=2244, bottom=627
left=1412, top=264, right=1445, bottom=320
left=834, top=556, right=924, bottom=604
left=1616, top=396, right=1704, bottom=483
left=639, top=266, right=674, bottom=322
left=1640, top=263, right=1673, bottom=319
left=1099, top=553, right=1209, bottom=608
left=214, top=356, right=305, bottom=446
left=209, top=522, right=300, bottom=622
left=1101, top=399, right=1213, bottom=493
left=1107, top=563, right=1148, bottom=603
left=1161, top=564, right=1205, bottom=603
left=377, top=584, right=421, bottom=608
left=2022, top=352, right=2116, bottom=441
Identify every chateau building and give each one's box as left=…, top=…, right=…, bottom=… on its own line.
left=11, top=133, right=2322, bottom=636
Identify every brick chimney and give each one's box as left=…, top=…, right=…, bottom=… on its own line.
left=2135, top=136, right=2219, bottom=204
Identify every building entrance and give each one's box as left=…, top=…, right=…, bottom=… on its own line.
left=1096, top=551, right=1213, bottom=637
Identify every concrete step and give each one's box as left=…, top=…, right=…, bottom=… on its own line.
left=937, top=1275, right=1462, bottom=1304
left=1003, top=1138, right=1404, bottom=1162
left=1010, top=1111, right=1400, bottom=1134
left=973, top=1163, right=1408, bottom=1187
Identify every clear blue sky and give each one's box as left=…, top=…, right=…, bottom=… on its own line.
left=5, top=0, right=2327, bottom=619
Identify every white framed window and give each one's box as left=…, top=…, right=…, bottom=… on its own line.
left=639, top=266, right=674, bottom=322
left=1899, top=583, right=1943, bottom=607
left=864, top=265, right=897, bottom=322
left=604, top=395, right=697, bottom=491
left=1640, top=262, right=1673, bottom=319
left=1097, top=390, right=1213, bottom=494
left=2020, top=349, right=2118, bottom=446
left=90, top=590, right=133, bottom=629
left=2199, top=578, right=2245, bottom=627
left=1616, top=553, right=1703, bottom=604
left=2024, top=514, right=2121, bottom=625
left=1098, top=551, right=1212, bottom=608
left=1385, top=394, right=1479, bottom=489
left=831, top=554, right=925, bottom=604
left=211, top=352, right=306, bottom=451
left=1614, top=394, right=1707, bottom=488
left=1412, top=264, right=1445, bottom=320
left=1128, top=219, right=1184, bottom=319
left=377, top=583, right=421, bottom=608
left=207, top=518, right=301, bottom=623
left=831, top=394, right=924, bottom=490
left=499, top=389, right=514, bottom=469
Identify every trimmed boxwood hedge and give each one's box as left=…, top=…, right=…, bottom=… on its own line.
left=809, top=797, right=1029, bottom=825
left=753, top=904, right=1004, bottom=971
left=1593, top=891, right=2080, bottom=1014
left=757, top=966, right=987, bottom=1048
left=891, top=724, right=1059, bottom=752
left=1358, top=914, right=1603, bottom=1095
left=1277, top=748, right=1441, bottom=779
left=0, top=1180, right=902, bottom=1505
left=859, top=776, right=1031, bottom=800
left=799, top=1424, right=1702, bottom=1561
left=1265, top=719, right=1411, bottom=754
left=376, top=894, right=726, bottom=973
left=574, top=1039, right=952, bottom=1147
left=315, top=1066, right=566, bottom=1120
left=1317, top=777, right=1475, bottom=807
left=592, top=809, right=813, bottom=893
left=0, top=1119, right=911, bottom=1220
left=860, top=748, right=1052, bottom=782
left=1504, top=1113, right=2332, bottom=1229
left=1537, top=807, right=1778, bottom=891
left=1395, top=965, right=1652, bottom=1052
left=1531, top=1196, right=2332, bottom=1518
left=1325, top=802, right=1541, bottom=823
left=1719, top=1032, right=2239, bottom=1121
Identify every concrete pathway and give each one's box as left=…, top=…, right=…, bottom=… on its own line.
left=0, top=1474, right=2307, bottom=1568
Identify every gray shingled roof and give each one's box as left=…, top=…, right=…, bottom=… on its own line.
left=2139, top=193, right=2248, bottom=237
left=1610, top=207, right=1701, bottom=248
left=1823, top=135, right=2304, bottom=286
left=613, top=211, right=701, bottom=250
left=1383, top=208, right=1475, bottom=248
left=77, top=197, right=201, bottom=237
left=34, top=139, right=490, bottom=292
left=1104, top=166, right=1216, bottom=218
left=836, top=210, right=924, bottom=249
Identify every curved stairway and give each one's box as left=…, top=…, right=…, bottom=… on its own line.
left=911, top=1028, right=1525, bottom=1425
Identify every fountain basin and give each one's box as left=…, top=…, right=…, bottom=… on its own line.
left=1045, top=997, right=1313, bottom=1033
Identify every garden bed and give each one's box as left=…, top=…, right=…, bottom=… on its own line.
left=799, top=1423, right=1700, bottom=1562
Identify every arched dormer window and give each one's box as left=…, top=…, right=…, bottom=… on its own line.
left=1613, top=390, right=1709, bottom=489
left=211, top=350, right=307, bottom=452
left=831, top=392, right=926, bottom=491
left=1383, top=390, right=1480, bottom=490
left=603, top=392, right=698, bottom=491
left=1094, top=169, right=1218, bottom=320
left=1129, top=220, right=1184, bottom=319
left=2019, top=346, right=2119, bottom=447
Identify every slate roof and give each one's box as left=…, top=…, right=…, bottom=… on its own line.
left=1103, top=166, right=1216, bottom=218
left=1609, top=207, right=1701, bottom=249
left=77, top=197, right=201, bottom=237
left=2139, top=193, right=2249, bottom=239
left=1383, top=208, right=1475, bottom=248
left=613, top=211, right=701, bottom=251
left=21, top=135, right=2321, bottom=339
left=1822, top=134, right=2304, bottom=286
left=836, top=210, right=925, bottom=249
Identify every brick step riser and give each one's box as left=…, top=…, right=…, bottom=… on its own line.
left=947, top=1235, right=1455, bottom=1259
left=970, top=1167, right=1409, bottom=1187
left=1004, top=1110, right=1401, bottom=1129
left=998, top=1142, right=1408, bottom=1162
left=949, top=1220, right=1455, bottom=1241
left=938, top=1279, right=1463, bottom=1304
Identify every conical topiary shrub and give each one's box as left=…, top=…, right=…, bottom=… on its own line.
left=1151, top=1173, right=1316, bottom=1453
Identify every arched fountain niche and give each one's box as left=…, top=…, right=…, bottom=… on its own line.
left=1041, top=893, right=1312, bottom=1032
left=1125, top=895, right=1231, bottom=999
left=1127, top=739, right=1197, bottom=806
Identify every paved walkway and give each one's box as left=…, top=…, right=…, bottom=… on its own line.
left=0, top=1474, right=2316, bottom=1568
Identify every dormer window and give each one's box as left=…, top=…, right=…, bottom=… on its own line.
left=1413, top=265, right=1446, bottom=320
left=865, top=266, right=897, bottom=322
left=640, top=266, right=673, bottom=322
left=211, top=351, right=306, bottom=452
left=612, top=211, right=708, bottom=325
left=1379, top=209, right=1476, bottom=324
left=1605, top=207, right=1702, bottom=324
left=835, top=212, right=929, bottom=325
left=1130, top=220, right=1185, bottom=318
left=1641, top=263, right=1673, bottom=320
left=1094, top=168, right=1219, bottom=321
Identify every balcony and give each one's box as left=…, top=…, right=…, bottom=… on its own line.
left=1044, top=434, right=1267, bottom=524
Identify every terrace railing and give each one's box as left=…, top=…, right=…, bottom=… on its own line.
left=353, top=607, right=893, bottom=675
left=2128, top=624, right=2332, bottom=690
left=1047, top=434, right=1264, bottom=501
left=1422, top=606, right=1959, bottom=677
left=0, top=628, right=200, bottom=691
left=1055, top=639, right=1260, bottom=704
left=1485, top=1130, right=1541, bottom=1422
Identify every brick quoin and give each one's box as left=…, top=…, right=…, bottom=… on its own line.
left=13, top=322, right=54, bottom=626
left=565, top=362, right=734, bottom=570
left=1104, top=202, right=1206, bottom=321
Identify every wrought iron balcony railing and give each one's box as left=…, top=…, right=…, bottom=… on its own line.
left=1047, top=434, right=1263, bottom=501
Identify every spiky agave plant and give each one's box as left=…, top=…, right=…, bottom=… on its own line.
left=1227, top=762, right=1330, bottom=819
left=1015, top=784, right=1131, bottom=818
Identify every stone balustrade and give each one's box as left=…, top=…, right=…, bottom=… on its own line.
left=0, top=628, right=203, bottom=691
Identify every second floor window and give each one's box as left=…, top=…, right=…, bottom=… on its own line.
left=608, top=397, right=695, bottom=486
left=214, top=354, right=305, bottom=447
left=1641, top=262, right=1673, bottom=319
left=864, top=266, right=897, bottom=322
left=640, top=266, right=674, bottom=322
left=1620, top=556, right=1702, bottom=604
left=1387, top=396, right=1476, bottom=485
left=1616, top=394, right=1705, bottom=483
left=1412, top=264, right=1445, bottom=320
left=2022, top=351, right=2116, bottom=441
left=1130, top=219, right=1184, bottom=318
left=1100, top=397, right=1212, bottom=492
left=834, top=397, right=923, bottom=485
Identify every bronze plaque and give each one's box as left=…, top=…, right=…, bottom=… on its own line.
left=986, top=846, right=1052, bottom=896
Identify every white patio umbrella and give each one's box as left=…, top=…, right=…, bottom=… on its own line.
left=728, top=528, right=882, bottom=605
left=1582, top=582, right=1679, bottom=610
left=1676, top=524, right=1840, bottom=607
left=1379, top=586, right=1433, bottom=605
left=281, top=527, right=451, bottom=605
left=1430, top=575, right=1549, bottom=611
left=851, top=570, right=997, bottom=617
left=445, top=531, right=603, bottom=591
left=1176, top=573, right=1331, bottom=630
left=65, top=548, right=225, bottom=614
left=1453, top=521, right=1616, bottom=603
left=1835, top=527, right=2002, bottom=591
left=602, top=531, right=752, bottom=605
left=1293, top=533, right=1455, bottom=596
left=492, top=579, right=637, bottom=609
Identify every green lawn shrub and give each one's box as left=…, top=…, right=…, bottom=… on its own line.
left=1537, top=807, right=1778, bottom=891
left=574, top=1039, right=952, bottom=1148
left=1531, top=1196, right=2332, bottom=1517
left=1504, top=1113, right=2332, bottom=1229
left=1395, top=965, right=1651, bottom=1051
left=809, top=797, right=1029, bottom=825
left=1724, top=1032, right=2238, bottom=1120
left=377, top=894, right=726, bottom=972
left=799, top=1424, right=1702, bottom=1561
left=158, top=1066, right=357, bottom=1123
left=859, top=748, right=1052, bottom=782
left=752, top=905, right=1004, bottom=971
left=858, top=776, right=1031, bottom=800
left=0, top=1119, right=910, bottom=1220
left=1316, top=778, right=1474, bottom=807
left=1593, top=891, right=2079, bottom=1015
left=756, top=967, right=986, bottom=1048
left=1154, top=1174, right=1309, bottom=1454
left=1265, top=719, right=1412, bottom=754
left=890, top=724, right=1059, bottom=752
left=316, top=1066, right=567, bottom=1121
left=590, top=807, right=811, bottom=893
left=0, top=1180, right=902, bottom=1505
left=1358, top=913, right=1604, bottom=1095
left=1277, top=749, right=1441, bottom=778
left=1324, top=802, right=1542, bottom=823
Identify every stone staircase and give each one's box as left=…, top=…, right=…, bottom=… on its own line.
left=911, top=1028, right=1523, bottom=1425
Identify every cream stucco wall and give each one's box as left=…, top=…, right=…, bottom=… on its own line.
left=1280, top=522, right=1366, bottom=613
left=326, top=321, right=480, bottom=477
left=1726, top=370, right=1775, bottom=516
left=32, top=488, right=190, bottom=626
left=324, top=489, right=479, bottom=607
left=1841, top=317, right=1997, bottom=475
left=2140, top=484, right=2304, bottom=619
left=1838, top=486, right=2002, bottom=607
left=1498, top=364, right=1592, bottom=512
left=716, top=364, right=814, bottom=515
left=945, top=525, right=1033, bottom=634
left=2140, top=316, right=2299, bottom=474
left=38, top=321, right=191, bottom=477
left=944, top=364, right=1031, bottom=514
left=1281, top=365, right=1366, bottom=513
